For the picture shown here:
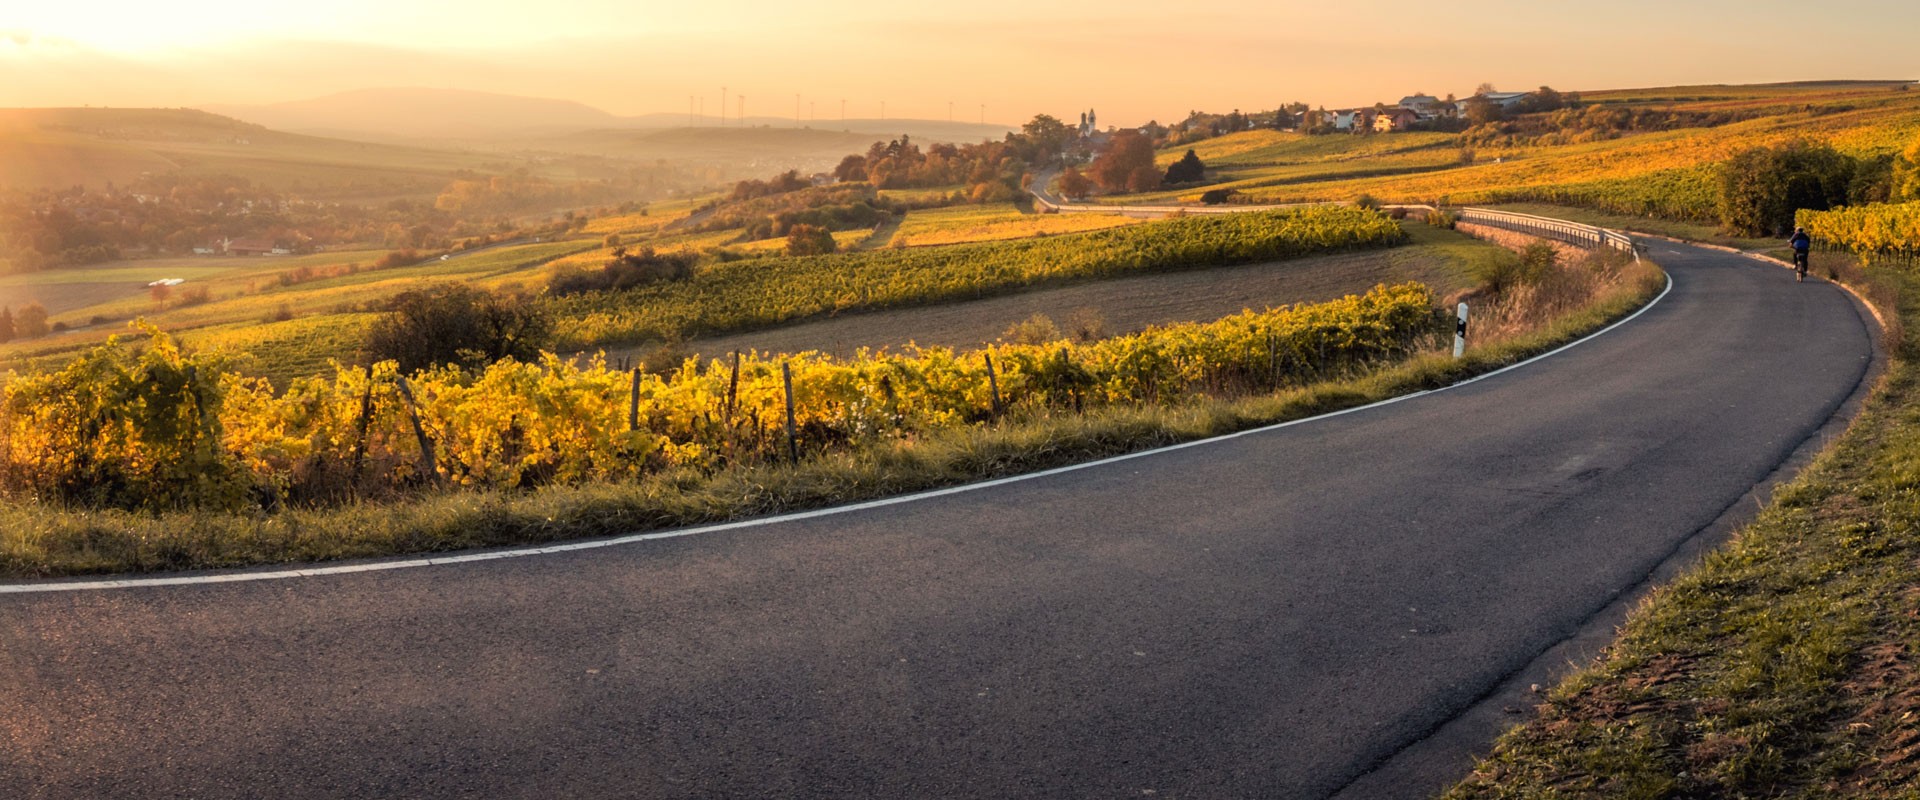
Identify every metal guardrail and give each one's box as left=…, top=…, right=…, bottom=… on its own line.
left=1451, top=208, right=1638, bottom=257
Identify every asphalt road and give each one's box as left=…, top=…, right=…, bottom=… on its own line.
left=0, top=240, right=1874, bottom=799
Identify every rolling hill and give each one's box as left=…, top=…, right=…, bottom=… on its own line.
left=0, top=107, right=631, bottom=202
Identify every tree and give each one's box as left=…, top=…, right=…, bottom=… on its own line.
left=1475, top=82, right=1498, bottom=96
left=833, top=154, right=868, bottom=182
left=1718, top=140, right=1857, bottom=236
left=0, top=308, right=13, bottom=343
left=1524, top=86, right=1567, bottom=113
left=1057, top=166, right=1094, bottom=199
left=785, top=224, right=837, bottom=256
left=1163, top=149, right=1207, bottom=185
left=15, top=303, right=48, bottom=339
left=1088, top=130, right=1157, bottom=192
left=1127, top=165, right=1162, bottom=193
left=1021, top=114, right=1074, bottom=163
left=1464, top=96, right=1503, bottom=126
left=363, top=285, right=550, bottom=373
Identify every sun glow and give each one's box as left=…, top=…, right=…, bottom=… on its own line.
left=8, top=1, right=372, bottom=53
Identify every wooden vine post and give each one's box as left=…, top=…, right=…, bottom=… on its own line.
left=984, top=352, right=1003, bottom=417
left=781, top=361, right=799, bottom=465
left=627, top=366, right=642, bottom=432
left=392, top=374, right=441, bottom=485
left=349, top=365, right=376, bottom=478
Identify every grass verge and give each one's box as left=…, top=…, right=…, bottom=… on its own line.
left=0, top=253, right=1663, bottom=579
left=1444, top=253, right=1920, bottom=797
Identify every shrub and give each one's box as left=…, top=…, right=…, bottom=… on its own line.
left=1718, top=140, right=1856, bottom=236
left=549, top=247, right=697, bottom=295
left=1355, top=194, right=1383, bottom=211
left=1003, top=314, right=1063, bottom=345
left=1200, top=189, right=1236, bottom=205
left=1164, top=149, right=1207, bottom=185
left=1469, top=245, right=1554, bottom=296
left=15, top=303, right=49, bottom=339
left=1066, top=307, right=1108, bottom=342
left=1426, top=209, right=1459, bottom=229
left=786, top=225, right=838, bottom=256
left=363, top=285, right=551, bottom=372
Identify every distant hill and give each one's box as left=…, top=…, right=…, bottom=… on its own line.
left=0, top=107, right=627, bottom=201
left=205, top=87, right=1016, bottom=146
left=203, top=87, right=627, bottom=140
left=509, top=125, right=1021, bottom=173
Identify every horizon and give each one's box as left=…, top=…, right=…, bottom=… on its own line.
left=6, top=0, right=1919, bottom=128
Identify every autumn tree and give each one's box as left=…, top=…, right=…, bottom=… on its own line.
left=833, top=154, right=868, bottom=182
left=1127, top=166, right=1162, bottom=193
left=1164, top=149, right=1207, bottom=184
left=1021, top=115, right=1074, bottom=164
left=1057, top=166, right=1094, bottom=199
left=15, top=303, right=49, bottom=339
left=1089, top=130, right=1158, bottom=193
left=1464, top=96, right=1504, bottom=126
left=785, top=224, right=837, bottom=256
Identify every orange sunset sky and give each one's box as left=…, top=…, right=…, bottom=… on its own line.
left=3, top=0, right=1915, bottom=126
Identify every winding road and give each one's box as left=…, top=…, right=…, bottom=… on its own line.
left=0, top=239, right=1874, bottom=798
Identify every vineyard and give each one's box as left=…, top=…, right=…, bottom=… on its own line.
left=887, top=203, right=1143, bottom=247
left=0, top=284, right=1439, bottom=511
left=545, top=205, right=1408, bottom=349
left=1799, top=201, right=1920, bottom=264
left=1155, top=88, right=1920, bottom=222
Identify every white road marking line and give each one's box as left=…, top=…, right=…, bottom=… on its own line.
left=0, top=275, right=1676, bottom=595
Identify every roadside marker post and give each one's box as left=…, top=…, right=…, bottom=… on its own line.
left=1453, top=302, right=1469, bottom=359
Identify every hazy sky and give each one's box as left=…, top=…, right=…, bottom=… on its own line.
left=3, top=0, right=1916, bottom=125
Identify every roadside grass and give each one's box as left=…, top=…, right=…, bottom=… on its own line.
left=0, top=248, right=1663, bottom=578
left=1444, top=254, right=1920, bottom=798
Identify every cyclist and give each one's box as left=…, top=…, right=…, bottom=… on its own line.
left=1789, top=226, right=1812, bottom=282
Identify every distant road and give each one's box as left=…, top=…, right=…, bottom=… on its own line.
left=0, top=238, right=1873, bottom=798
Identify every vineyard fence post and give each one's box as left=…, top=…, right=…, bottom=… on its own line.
left=782, top=361, right=799, bottom=465
left=392, top=374, right=441, bottom=485
left=349, top=365, right=375, bottom=479
left=627, top=367, right=641, bottom=432
left=984, top=352, right=1003, bottom=417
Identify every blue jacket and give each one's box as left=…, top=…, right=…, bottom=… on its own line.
left=1790, top=231, right=1811, bottom=251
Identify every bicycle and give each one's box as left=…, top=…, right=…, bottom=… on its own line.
left=1793, top=249, right=1810, bottom=282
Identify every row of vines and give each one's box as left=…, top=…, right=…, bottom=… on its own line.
left=542, top=205, right=1408, bottom=349
left=1799, top=201, right=1920, bottom=264
left=0, top=284, right=1440, bottom=511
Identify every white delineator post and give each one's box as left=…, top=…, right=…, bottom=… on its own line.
left=1453, top=302, right=1469, bottom=359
